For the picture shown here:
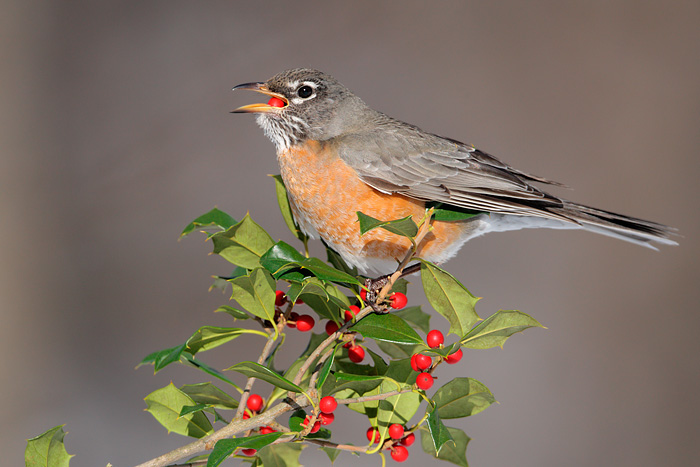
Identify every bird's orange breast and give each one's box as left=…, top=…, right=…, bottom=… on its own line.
left=277, top=140, right=468, bottom=273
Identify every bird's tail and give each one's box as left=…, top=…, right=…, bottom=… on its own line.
left=550, top=201, right=678, bottom=250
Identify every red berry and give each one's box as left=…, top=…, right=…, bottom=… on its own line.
left=325, top=320, right=339, bottom=335
left=303, top=415, right=321, bottom=433
left=295, top=299, right=304, bottom=304
left=275, top=290, right=287, bottom=307
left=445, top=348, right=463, bottom=364
left=260, top=426, right=276, bottom=434
left=360, top=289, right=368, bottom=301
left=286, top=311, right=299, bottom=328
left=320, top=396, right=338, bottom=413
left=366, top=427, right=381, bottom=443
left=267, top=97, right=285, bottom=108
left=426, top=330, right=444, bottom=348
left=388, top=423, right=405, bottom=440
left=296, top=314, right=315, bottom=332
left=246, top=394, right=264, bottom=412
left=390, top=292, right=408, bottom=309
left=391, top=445, right=409, bottom=462
left=410, top=353, right=420, bottom=372
left=319, top=412, right=335, bottom=425
left=400, top=432, right=415, bottom=446
left=242, top=411, right=250, bottom=420
left=344, top=305, right=361, bottom=322
left=416, top=372, right=434, bottom=390
left=413, top=353, right=432, bottom=370
left=348, top=344, right=365, bottom=363
left=241, top=448, right=257, bottom=456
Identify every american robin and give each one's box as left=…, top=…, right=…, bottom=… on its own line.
left=232, top=68, right=676, bottom=276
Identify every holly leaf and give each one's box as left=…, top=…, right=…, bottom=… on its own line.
left=393, top=305, right=431, bottom=334
left=461, top=310, right=544, bottom=349
left=426, top=202, right=483, bottom=222
left=376, top=359, right=420, bottom=441
left=260, top=241, right=307, bottom=279
left=180, top=207, right=237, bottom=238
left=25, top=425, right=74, bottom=467
left=182, top=354, right=242, bottom=392
left=214, top=305, right=250, bottom=320
left=376, top=340, right=420, bottom=359
left=356, top=211, right=419, bottom=239
left=270, top=174, right=308, bottom=242
left=326, top=246, right=358, bottom=277
left=420, top=261, right=480, bottom=336
left=180, top=382, right=239, bottom=410
left=211, top=214, right=275, bottom=269
left=186, top=326, right=264, bottom=355
left=208, top=433, right=284, bottom=467
left=320, top=446, right=342, bottom=463
left=351, top=313, right=424, bottom=345
left=433, top=377, right=495, bottom=419
left=226, top=362, right=304, bottom=393
left=275, top=257, right=362, bottom=286
left=257, top=442, right=305, bottom=467
left=420, top=425, right=470, bottom=467
left=144, top=383, right=213, bottom=438
left=229, top=268, right=277, bottom=322
left=426, top=405, right=455, bottom=454
left=139, top=343, right=187, bottom=373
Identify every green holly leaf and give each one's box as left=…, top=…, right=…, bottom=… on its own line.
left=271, top=175, right=308, bottom=242
left=420, top=261, right=480, bottom=337
left=420, top=425, right=470, bottom=467
left=226, top=361, right=304, bottom=393
left=460, top=310, right=544, bottom=349
left=275, top=257, right=362, bottom=286
left=356, top=211, right=419, bottom=239
left=376, top=359, right=420, bottom=441
left=182, top=354, right=242, bottom=392
left=351, top=313, right=424, bottom=345
left=186, top=326, right=265, bottom=355
left=376, top=340, right=420, bottom=359
left=433, top=377, right=495, bottom=419
left=214, top=305, right=250, bottom=320
left=316, top=346, right=338, bottom=391
left=260, top=241, right=307, bottom=279
left=208, top=433, right=284, bottom=467
left=180, top=382, right=239, bottom=410
left=229, top=268, right=277, bottom=322
left=144, top=383, right=214, bottom=438
left=426, top=405, right=455, bottom=454
left=180, top=207, right=237, bottom=238
left=257, top=442, right=305, bottom=467
left=25, top=425, right=74, bottom=467
left=320, top=446, right=342, bottom=463
left=211, top=214, right=275, bottom=268
left=426, top=202, right=483, bottom=222
left=138, top=343, right=187, bottom=373
left=392, top=305, right=431, bottom=334
left=326, top=246, right=358, bottom=277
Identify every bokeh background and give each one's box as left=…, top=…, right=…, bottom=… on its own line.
left=3, top=1, right=699, bottom=466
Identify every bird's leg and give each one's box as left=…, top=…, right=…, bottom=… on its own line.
left=363, top=263, right=422, bottom=313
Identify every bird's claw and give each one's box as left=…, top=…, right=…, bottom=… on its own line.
left=363, top=276, right=391, bottom=314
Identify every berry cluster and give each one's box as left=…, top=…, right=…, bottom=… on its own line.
left=274, top=291, right=316, bottom=332
left=302, top=396, right=338, bottom=434
left=410, top=329, right=463, bottom=390
left=366, top=423, right=416, bottom=462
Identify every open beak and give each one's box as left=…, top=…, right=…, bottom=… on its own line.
left=231, top=82, right=288, bottom=113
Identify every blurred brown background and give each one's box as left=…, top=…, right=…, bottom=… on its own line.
left=3, top=1, right=699, bottom=466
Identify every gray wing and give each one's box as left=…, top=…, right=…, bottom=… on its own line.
left=334, top=117, right=573, bottom=222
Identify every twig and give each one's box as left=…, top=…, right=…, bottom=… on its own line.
left=376, top=208, right=434, bottom=303
left=234, top=321, right=283, bottom=420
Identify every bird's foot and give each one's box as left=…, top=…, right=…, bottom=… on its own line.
left=363, top=275, right=391, bottom=314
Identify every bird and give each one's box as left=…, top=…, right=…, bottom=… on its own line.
left=232, top=68, right=676, bottom=277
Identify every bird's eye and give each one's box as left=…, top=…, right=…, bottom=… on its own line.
left=297, top=85, right=313, bottom=99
